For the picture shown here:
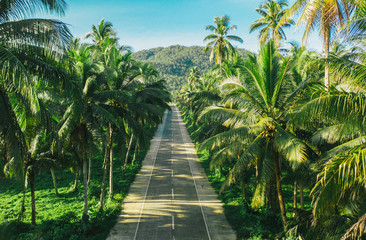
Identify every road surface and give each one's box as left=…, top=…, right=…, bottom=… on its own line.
left=107, top=104, right=236, bottom=240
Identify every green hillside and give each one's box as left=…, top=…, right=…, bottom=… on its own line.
left=132, top=45, right=248, bottom=92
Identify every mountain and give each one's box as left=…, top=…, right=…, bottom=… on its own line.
left=132, top=45, right=249, bottom=92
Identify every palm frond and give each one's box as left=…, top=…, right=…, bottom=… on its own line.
left=274, top=124, right=309, bottom=169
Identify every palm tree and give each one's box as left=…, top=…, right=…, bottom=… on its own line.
left=96, top=46, right=139, bottom=208
left=85, top=18, right=117, bottom=48
left=187, top=66, right=201, bottom=86
left=203, top=15, right=243, bottom=64
left=283, top=0, right=358, bottom=87
left=0, top=0, right=71, bottom=179
left=343, top=1, right=366, bottom=43
left=250, top=0, right=294, bottom=46
left=291, top=45, right=366, bottom=238
left=199, top=41, right=311, bottom=230
left=59, top=40, right=113, bottom=229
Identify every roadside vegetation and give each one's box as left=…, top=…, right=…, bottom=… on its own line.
left=2, top=0, right=366, bottom=239
left=176, top=1, right=366, bottom=239
left=0, top=0, right=170, bottom=239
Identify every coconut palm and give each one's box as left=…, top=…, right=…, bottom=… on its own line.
left=58, top=40, right=114, bottom=229
left=187, top=66, right=201, bottom=86
left=342, top=1, right=366, bottom=43
left=250, top=0, right=294, bottom=46
left=199, top=40, right=311, bottom=230
left=283, top=0, right=358, bottom=87
left=95, top=42, right=169, bottom=209
left=0, top=0, right=71, bottom=179
left=288, top=82, right=366, bottom=238
left=203, top=15, right=243, bottom=64
left=96, top=46, right=140, bottom=209
left=85, top=18, right=117, bottom=48
left=290, top=46, right=366, bottom=238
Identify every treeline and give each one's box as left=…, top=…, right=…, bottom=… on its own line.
left=133, top=45, right=249, bottom=91
left=177, top=1, right=366, bottom=239
left=0, top=1, right=170, bottom=238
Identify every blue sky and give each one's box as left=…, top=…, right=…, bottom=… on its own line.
left=40, top=0, right=323, bottom=53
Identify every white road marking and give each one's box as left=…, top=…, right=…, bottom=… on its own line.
left=172, top=215, right=175, bottom=230
left=172, top=188, right=174, bottom=199
left=133, top=111, right=168, bottom=240
left=175, top=106, right=212, bottom=240
left=171, top=169, right=174, bottom=177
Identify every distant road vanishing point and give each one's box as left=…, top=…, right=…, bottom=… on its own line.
left=107, top=104, right=236, bottom=240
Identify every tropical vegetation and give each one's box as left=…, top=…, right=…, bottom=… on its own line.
left=3, top=0, right=366, bottom=239
left=0, top=1, right=170, bottom=239
left=204, top=15, right=244, bottom=64
left=176, top=0, right=366, bottom=239
left=250, top=0, right=294, bottom=46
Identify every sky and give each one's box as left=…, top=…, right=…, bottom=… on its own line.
left=38, top=0, right=323, bottom=53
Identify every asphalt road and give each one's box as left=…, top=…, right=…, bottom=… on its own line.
left=107, top=104, right=236, bottom=240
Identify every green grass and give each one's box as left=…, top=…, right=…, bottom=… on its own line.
left=0, top=132, right=154, bottom=240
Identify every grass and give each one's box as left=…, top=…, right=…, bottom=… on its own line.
left=0, top=129, right=154, bottom=240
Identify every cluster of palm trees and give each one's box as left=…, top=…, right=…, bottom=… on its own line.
left=0, top=0, right=170, bottom=229
left=179, top=0, right=366, bottom=239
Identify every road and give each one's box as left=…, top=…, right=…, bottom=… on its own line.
left=107, top=104, right=236, bottom=240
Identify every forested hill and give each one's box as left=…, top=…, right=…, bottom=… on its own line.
left=132, top=45, right=249, bottom=92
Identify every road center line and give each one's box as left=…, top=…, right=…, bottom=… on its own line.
left=133, top=110, right=168, bottom=240
left=171, top=169, right=174, bottom=177
left=175, top=106, right=212, bottom=240
left=172, top=215, right=175, bottom=230
left=172, top=188, right=174, bottom=199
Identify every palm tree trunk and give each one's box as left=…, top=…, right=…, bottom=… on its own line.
left=269, top=180, right=278, bottom=211
left=293, top=181, right=297, bottom=217
left=300, top=180, right=305, bottom=210
left=272, top=28, right=278, bottom=47
left=87, top=154, right=92, bottom=186
left=323, top=21, right=330, bottom=87
left=99, top=127, right=110, bottom=212
left=81, top=131, right=89, bottom=231
left=132, top=138, right=139, bottom=166
left=275, top=155, right=287, bottom=231
left=73, top=170, right=79, bottom=192
left=50, top=168, right=58, bottom=195
left=109, top=124, right=114, bottom=199
left=29, top=167, right=36, bottom=225
left=123, top=133, right=134, bottom=173
left=241, top=175, right=245, bottom=199
left=18, top=169, right=29, bottom=222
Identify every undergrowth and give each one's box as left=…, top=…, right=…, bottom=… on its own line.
left=0, top=130, right=154, bottom=240
left=181, top=110, right=312, bottom=240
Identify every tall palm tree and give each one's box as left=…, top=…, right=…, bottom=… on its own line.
left=291, top=44, right=366, bottom=238
left=250, top=0, right=294, bottom=46
left=203, top=15, right=243, bottom=64
left=96, top=46, right=139, bottom=209
left=59, top=40, right=113, bottom=229
left=282, top=0, right=358, bottom=87
left=343, top=1, right=366, bottom=43
left=0, top=0, right=71, bottom=179
left=85, top=18, right=117, bottom=48
left=199, top=41, right=311, bottom=231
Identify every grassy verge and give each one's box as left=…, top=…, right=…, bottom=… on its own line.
left=0, top=130, right=155, bottom=240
